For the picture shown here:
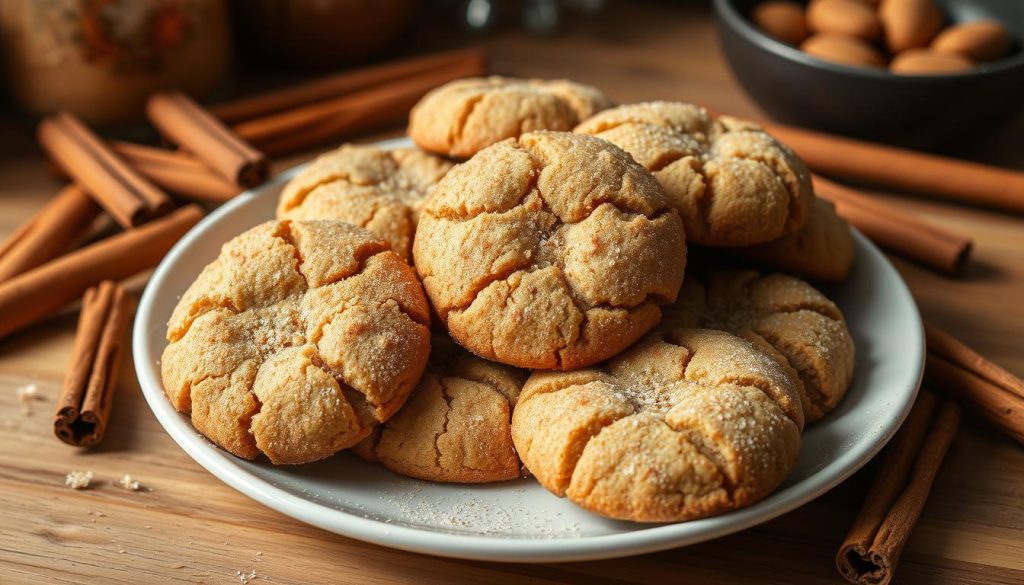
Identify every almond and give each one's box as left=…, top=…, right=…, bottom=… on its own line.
left=801, top=33, right=887, bottom=68
left=890, top=48, right=973, bottom=74
left=932, top=20, right=1011, bottom=62
left=807, top=0, right=882, bottom=41
left=752, top=1, right=809, bottom=45
left=879, top=0, right=944, bottom=52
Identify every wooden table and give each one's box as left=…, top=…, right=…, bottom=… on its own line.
left=2, top=3, right=1022, bottom=583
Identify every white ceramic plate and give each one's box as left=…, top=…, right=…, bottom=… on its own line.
left=133, top=138, right=923, bottom=563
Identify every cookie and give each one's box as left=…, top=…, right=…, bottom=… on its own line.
left=511, top=327, right=803, bottom=522
left=409, top=76, right=614, bottom=158
left=277, top=145, right=453, bottom=260
left=161, top=220, right=432, bottom=464
left=413, top=131, right=687, bottom=370
left=575, top=102, right=814, bottom=246
left=353, top=337, right=529, bottom=483
left=663, top=271, right=855, bottom=423
left=731, top=198, right=856, bottom=282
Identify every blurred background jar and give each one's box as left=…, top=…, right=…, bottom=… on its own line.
left=0, top=0, right=231, bottom=127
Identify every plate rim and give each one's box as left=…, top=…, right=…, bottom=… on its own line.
left=132, top=139, right=924, bottom=563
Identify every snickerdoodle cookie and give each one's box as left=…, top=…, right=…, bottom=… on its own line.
left=161, top=220, right=432, bottom=464
left=413, top=131, right=687, bottom=370
left=353, top=337, right=529, bottom=483
left=409, top=76, right=613, bottom=158
left=732, top=198, right=856, bottom=282
left=575, top=102, right=814, bottom=246
left=512, top=327, right=803, bottom=522
left=277, top=145, right=452, bottom=260
left=662, top=271, right=855, bottom=423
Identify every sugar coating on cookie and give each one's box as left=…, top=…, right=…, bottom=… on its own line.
left=352, top=338, right=529, bottom=483
left=663, top=271, right=855, bottom=423
left=161, top=220, right=432, bottom=465
left=733, top=198, right=856, bottom=282
left=409, top=76, right=614, bottom=158
left=575, top=102, right=814, bottom=247
left=512, top=328, right=803, bottom=522
left=277, top=145, right=452, bottom=260
left=413, top=131, right=687, bottom=370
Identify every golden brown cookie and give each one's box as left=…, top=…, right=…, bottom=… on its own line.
left=512, top=328, right=803, bottom=523
left=353, top=337, right=528, bottom=483
left=732, top=198, right=856, bottom=282
left=575, top=102, right=814, bottom=247
left=161, top=220, right=432, bottom=464
left=663, top=271, right=855, bottom=423
left=413, top=131, right=687, bottom=370
left=409, top=76, right=613, bottom=158
left=277, top=145, right=453, bottom=260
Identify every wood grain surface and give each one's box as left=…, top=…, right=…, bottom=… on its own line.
left=2, top=3, right=1023, bottom=583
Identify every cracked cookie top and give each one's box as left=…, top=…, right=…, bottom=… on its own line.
left=161, top=220, right=432, bottom=465
left=277, top=145, right=453, bottom=260
left=731, top=198, right=856, bottom=282
left=511, top=327, right=803, bottom=522
left=409, top=76, right=614, bottom=159
left=662, top=270, right=855, bottom=423
left=575, top=101, right=814, bottom=247
left=352, top=336, right=529, bottom=483
left=412, top=131, right=687, bottom=370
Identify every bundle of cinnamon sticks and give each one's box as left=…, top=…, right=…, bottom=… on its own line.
left=0, top=48, right=489, bottom=450
left=837, top=323, right=1024, bottom=585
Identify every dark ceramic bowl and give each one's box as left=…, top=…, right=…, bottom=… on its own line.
left=714, top=0, right=1024, bottom=149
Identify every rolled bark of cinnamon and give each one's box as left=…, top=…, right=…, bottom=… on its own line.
left=764, top=122, right=1024, bottom=213
left=54, top=281, right=133, bottom=447
left=147, top=91, right=269, bottom=188
left=112, top=141, right=241, bottom=203
left=924, top=323, right=1024, bottom=445
left=235, top=58, right=487, bottom=157
left=837, top=392, right=960, bottom=585
left=813, top=175, right=973, bottom=275
left=0, top=204, right=202, bottom=339
left=0, top=185, right=101, bottom=282
left=210, top=48, right=486, bottom=124
left=38, top=112, right=174, bottom=229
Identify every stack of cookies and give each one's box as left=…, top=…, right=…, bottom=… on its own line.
left=161, top=76, right=856, bottom=523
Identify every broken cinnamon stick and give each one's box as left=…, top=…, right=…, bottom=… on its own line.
left=0, top=185, right=101, bottom=282
left=837, top=392, right=960, bottom=585
left=0, top=204, right=202, bottom=339
left=235, top=57, right=487, bottom=156
left=763, top=122, right=1024, bottom=213
left=111, top=141, right=241, bottom=203
left=924, top=323, right=1024, bottom=444
left=210, top=48, right=486, bottom=124
left=54, top=281, right=133, bottom=447
left=147, top=91, right=269, bottom=188
left=37, top=112, right=173, bottom=228
left=814, top=175, right=973, bottom=275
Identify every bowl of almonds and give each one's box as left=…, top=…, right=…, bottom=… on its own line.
left=713, top=0, right=1024, bottom=148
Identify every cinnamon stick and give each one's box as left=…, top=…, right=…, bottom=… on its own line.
left=235, top=58, right=487, bottom=157
left=0, top=185, right=101, bottom=282
left=54, top=281, right=133, bottom=447
left=814, top=175, right=973, bottom=275
left=112, top=141, right=241, bottom=203
left=924, top=322, right=1024, bottom=444
left=147, top=91, right=269, bottom=188
left=763, top=122, right=1024, bottom=213
left=0, top=204, right=202, bottom=339
left=837, top=392, right=960, bottom=585
left=37, top=112, right=173, bottom=228
left=210, top=48, right=486, bottom=124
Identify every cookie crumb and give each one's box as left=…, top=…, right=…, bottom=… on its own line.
left=119, top=474, right=142, bottom=491
left=65, top=470, right=93, bottom=489
left=16, top=383, right=39, bottom=415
